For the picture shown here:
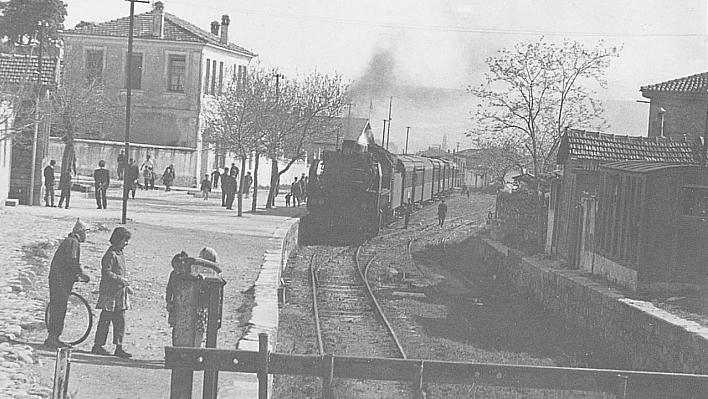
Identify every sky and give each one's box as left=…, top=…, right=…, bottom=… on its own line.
left=62, top=0, right=707, bottom=153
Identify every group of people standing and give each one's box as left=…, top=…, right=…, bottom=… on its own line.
left=285, top=173, right=308, bottom=207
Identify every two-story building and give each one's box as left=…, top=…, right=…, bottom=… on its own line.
left=640, top=72, right=708, bottom=141
left=60, top=1, right=256, bottom=185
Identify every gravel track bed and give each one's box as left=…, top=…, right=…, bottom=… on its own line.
left=275, top=194, right=618, bottom=398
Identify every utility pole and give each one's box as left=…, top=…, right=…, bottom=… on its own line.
left=456, top=142, right=460, bottom=153
left=405, top=126, right=410, bottom=155
left=344, top=102, right=353, bottom=149
left=29, top=21, right=46, bottom=206
left=381, top=119, right=387, bottom=147
left=386, top=97, right=392, bottom=150
left=121, top=0, right=150, bottom=224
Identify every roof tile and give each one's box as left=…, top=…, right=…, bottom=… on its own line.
left=641, top=72, right=708, bottom=94
left=558, top=129, right=703, bottom=165
left=65, top=11, right=256, bottom=57
left=0, top=53, right=58, bottom=86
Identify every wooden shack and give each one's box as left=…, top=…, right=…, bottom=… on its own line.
left=593, top=161, right=708, bottom=287
left=550, top=129, right=702, bottom=270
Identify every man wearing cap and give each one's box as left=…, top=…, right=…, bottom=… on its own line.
left=45, top=219, right=91, bottom=349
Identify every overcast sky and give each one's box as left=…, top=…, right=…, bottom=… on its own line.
left=62, top=0, right=707, bottom=151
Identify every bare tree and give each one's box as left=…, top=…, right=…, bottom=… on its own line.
left=203, top=65, right=277, bottom=215
left=262, top=70, right=348, bottom=209
left=50, top=49, right=123, bottom=175
left=468, top=38, right=620, bottom=250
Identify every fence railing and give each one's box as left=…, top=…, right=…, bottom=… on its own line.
left=165, top=333, right=708, bottom=399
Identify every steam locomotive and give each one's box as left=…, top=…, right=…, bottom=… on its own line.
left=299, top=126, right=460, bottom=245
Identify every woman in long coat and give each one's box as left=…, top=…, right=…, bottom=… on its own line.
left=91, top=227, right=133, bottom=358
left=162, top=164, right=175, bottom=192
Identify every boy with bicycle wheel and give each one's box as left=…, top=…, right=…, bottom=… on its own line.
left=45, top=219, right=91, bottom=349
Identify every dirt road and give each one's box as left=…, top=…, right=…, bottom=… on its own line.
left=17, top=188, right=305, bottom=398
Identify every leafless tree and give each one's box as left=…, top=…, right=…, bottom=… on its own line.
left=468, top=38, right=620, bottom=250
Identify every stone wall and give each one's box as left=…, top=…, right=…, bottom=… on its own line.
left=48, top=138, right=198, bottom=187
left=493, top=190, right=546, bottom=253
left=471, top=237, right=708, bottom=374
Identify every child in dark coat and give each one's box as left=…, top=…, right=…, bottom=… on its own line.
left=200, top=174, right=211, bottom=201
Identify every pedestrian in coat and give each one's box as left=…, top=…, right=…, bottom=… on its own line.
left=211, top=168, right=220, bottom=189
left=94, top=160, right=110, bottom=209
left=162, top=164, right=175, bottom=192
left=243, top=171, right=253, bottom=198
left=45, top=219, right=91, bottom=349
left=200, top=174, right=211, bottom=200
left=403, top=200, right=413, bottom=229
left=117, top=150, right=126, bottom=181
left=141, top=155, right=155, bottom=190
left=58, top=170, right=72, bottom=209
left=91, top=227, right=133, bottom=359
left=44, top=160, right=56, bottom=207
left=124, top=158, right=139, bottom=199
left=223, top=173, right=237, bottom=209
left=291, top=177, right=302, bottom=207
left=438, top=199, right=448, bottom=227
left=221, top=167, right=230, bottom=207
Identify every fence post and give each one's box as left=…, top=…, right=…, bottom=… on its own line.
left=258, top=333, right=269, bottom=399
left=413, top=360, right=426, bottom=399
left=52, top=347, right=72, bottom=399
left=170, top=366, right=194, bottom=399
left=616, top=374, right=628, bottom=399
left=321, top=354, right=335, bottom=399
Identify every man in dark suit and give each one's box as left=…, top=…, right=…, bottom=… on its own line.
left=94, top=160, right=110, bottom=209
left=221, top=167, right=230, bottom=206
left=44, top=160, right=56, bottom=207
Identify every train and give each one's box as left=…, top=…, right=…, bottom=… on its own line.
left=299, top=128, right=461, bottom=245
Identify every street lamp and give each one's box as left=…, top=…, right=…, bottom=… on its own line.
left=121, top=0, right=150, bottom=224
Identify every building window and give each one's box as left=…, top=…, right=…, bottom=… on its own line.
left=126, top=53, right=143, bottom=90
left=218, top=62, right=224, bottom=94
left=168, top=55, right=186, bottom=92
left=86, top=49, right=104, bottom=83
left=237, top=65, right=247, bottom=94
left=204, top=58, right=211, bottom=94
left=210, top=60, right=217, bottom=94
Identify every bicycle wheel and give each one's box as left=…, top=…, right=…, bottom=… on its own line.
left=45, top=292, right=94, bottom=346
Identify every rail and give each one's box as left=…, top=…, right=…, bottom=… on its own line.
left=165, top=333, right=708, bottom=399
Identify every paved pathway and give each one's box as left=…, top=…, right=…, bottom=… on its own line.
left=0, top=187, right=305, bottom=398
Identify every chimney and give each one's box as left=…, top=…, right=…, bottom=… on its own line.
left=210, top=21, right=220, bottom=36
left=220, top=15, right=230, bottom=44
left=152, top=1, right=165, bottom=38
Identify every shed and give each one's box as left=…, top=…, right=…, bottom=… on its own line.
left=596, top=161, right=708, bottom=284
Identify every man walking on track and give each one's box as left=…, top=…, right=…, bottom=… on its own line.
left=438, top=199, right=448, bottom=227
left=45, top=219, right=91, bottom=349
left=403, top=200, right=412, bottom=229
left=94, top=160, right=110, bottom=209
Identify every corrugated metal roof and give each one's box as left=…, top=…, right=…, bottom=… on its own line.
left=558, top=129, right=702, bottom=165
left=64, top=11, right=256, bottom=57
left=600, top=160, right=697, bottom=173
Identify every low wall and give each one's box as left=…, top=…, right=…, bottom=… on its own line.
left=48, top=138, right=198, bottom=187
left=472, top=237, right=708, bottom=374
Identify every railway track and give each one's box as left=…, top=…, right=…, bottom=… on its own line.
left=309, top=245, right=410, bottom=397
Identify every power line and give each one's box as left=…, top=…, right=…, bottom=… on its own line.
left=164, top=2, right=705, bottom=38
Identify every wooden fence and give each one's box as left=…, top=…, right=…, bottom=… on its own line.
left=165, top=334, right=708, bottom=399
